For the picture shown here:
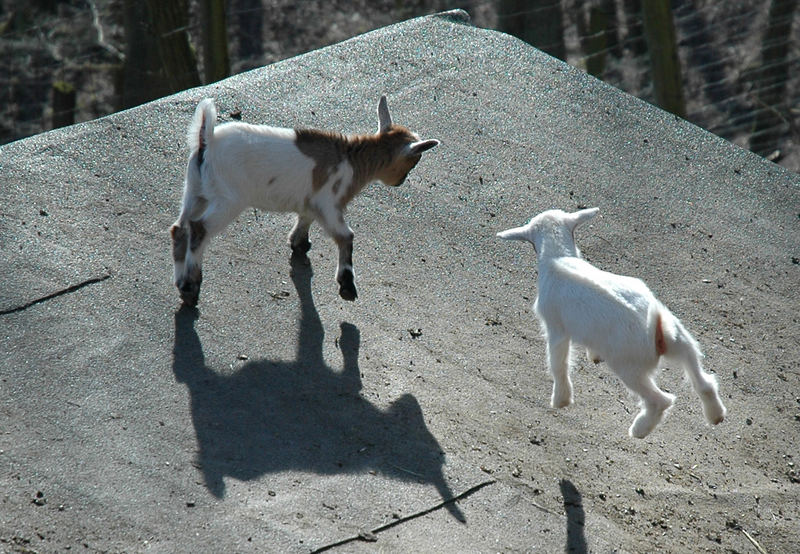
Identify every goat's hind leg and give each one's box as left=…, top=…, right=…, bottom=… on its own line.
left=616, top=368, right=675, bottom=438
left=171, top=181, right=208, bottom=303
left=667, top=324, right=726, bottom=425
left=170, top=222, right=190, bottom=285
left=176, top=219, right=208, bottom=306
left=177, top=200, right=241, bottom=306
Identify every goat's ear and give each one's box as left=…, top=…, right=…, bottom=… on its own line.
left=377, top=95, right=392, bottom=133
left=406, top=139, right=440, bottom=156
left=497, top=225, right=532, bottom=243
left=568, top=207, right=600, bottom=229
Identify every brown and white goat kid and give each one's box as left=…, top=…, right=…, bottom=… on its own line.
left=170, top=96, right=439, bottom=306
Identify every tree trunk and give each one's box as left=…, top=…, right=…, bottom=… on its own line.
left=622, top=0, right=646, bottom=57
left=51, top=81, right=75, bottom=129
left=234, top=0, right=264, bottom=63
left=144, top=0, right=201, bottom=93
left=200, top=0, right=231, bottom=84
left=579, top=5, right=610, bottom=78
left=641, top=0, right=686, bottom=118
left=497, top=0, right=566, bottom=60
left=121, top=0, right=170, bottom=109
left=750, top=0, right=798, bottom=156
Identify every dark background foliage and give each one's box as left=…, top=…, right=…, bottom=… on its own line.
left=1, top=0, right=798, bottom=171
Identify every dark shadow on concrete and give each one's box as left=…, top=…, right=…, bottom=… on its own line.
left=560, top=479, right=587, bottom=553
left=172, top=254, right=465, bottom=522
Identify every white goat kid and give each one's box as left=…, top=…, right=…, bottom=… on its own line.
left=170, top=96, right=439, bottom=306
left=497, top=208, right=726, bottom=438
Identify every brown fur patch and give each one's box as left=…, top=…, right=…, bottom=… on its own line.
left=294, top=128, right=347, bottom=191
left=294, top=125, right=421, bottom=206
left=189, top=220, right=206, bottom=252
left=655, top=313, right=667, bottom=357
left=171, top=224, right=188, bottom=261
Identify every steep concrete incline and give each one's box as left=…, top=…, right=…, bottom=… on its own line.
left=2, top=10, right=798, bottom=553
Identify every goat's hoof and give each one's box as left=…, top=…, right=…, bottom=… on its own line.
left=338, top=271, right=357, bottom=301
left=291, top=239, right=312, bottom=255
left=704, top=402, right=726, bottom=425
left=178, top=281, right=201, bottom=307
left=586, top=350, right=603, bottom=364
left=550, top=385, right=573, bottom=409
left=290, top=250, right=311, bottom=265
left=339, top=286, right=358, bottom=301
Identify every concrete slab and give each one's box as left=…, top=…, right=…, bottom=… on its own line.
left=1, top=10, right=798, bottom=553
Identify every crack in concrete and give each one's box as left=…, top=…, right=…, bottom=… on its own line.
left=310, top=479, right=496, bottom=553
left=0, top=274, right=111, bottom=315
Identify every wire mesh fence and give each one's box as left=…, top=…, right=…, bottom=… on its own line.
left=1, top=0, right=797, bottom=171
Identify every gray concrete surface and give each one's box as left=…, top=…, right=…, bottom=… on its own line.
left=1, top=10, right=798, bottom=553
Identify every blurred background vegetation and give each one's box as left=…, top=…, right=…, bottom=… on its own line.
left=1, top=0, right=798, bottom=171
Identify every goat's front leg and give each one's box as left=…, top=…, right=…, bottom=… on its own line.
left=288, top=213, right=314, bottom=256
left=315, top=207, right=357, bottom=301
left=333, top=230, right=357, bottom=301
left=546, top=331, right=573, bottom=408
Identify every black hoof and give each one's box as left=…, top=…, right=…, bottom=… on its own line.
left=339, top=286, right=357, bottom=301
left=291, top=239, right=312, bottom=255
left=178, top=280, right=201, bottom=307
left=338, top=272, right=357, bottom=301
left=290, top=250, right=311, bottom=266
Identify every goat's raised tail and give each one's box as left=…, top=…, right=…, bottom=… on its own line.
left=187, top=98, right=217, bottom=165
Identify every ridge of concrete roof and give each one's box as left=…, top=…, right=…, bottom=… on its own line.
left=1, top=11, right=798, bottom=554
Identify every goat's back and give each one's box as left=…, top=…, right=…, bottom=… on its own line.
left=201, top=122, right=319, bottom=212
left=535, top=257, right=661, bottom=368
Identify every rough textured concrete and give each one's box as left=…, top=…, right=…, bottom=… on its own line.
left=1, top=10, right=798, bottom=553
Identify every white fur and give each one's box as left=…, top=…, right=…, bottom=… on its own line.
left=498, top=208, right=726, bottom=438
left=170, top=96, right=439, bottom=306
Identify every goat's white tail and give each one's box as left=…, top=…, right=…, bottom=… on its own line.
left=659, top=308, right=727, bottom=426
left=187, top=98, right=217, bottom=164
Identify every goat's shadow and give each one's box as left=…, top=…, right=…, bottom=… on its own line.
left=172, top=255, right=464, bottom=522
left=560, top=479, right=588, bottom=553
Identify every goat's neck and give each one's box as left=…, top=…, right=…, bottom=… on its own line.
left=344, top=133, right=395, bottom=189
left=537, top=242, right=580, bottom=260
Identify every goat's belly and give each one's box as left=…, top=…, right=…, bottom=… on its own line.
left=245, top=179, right=312, bottom=213
left=249, top=195, right=304, bottom=213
